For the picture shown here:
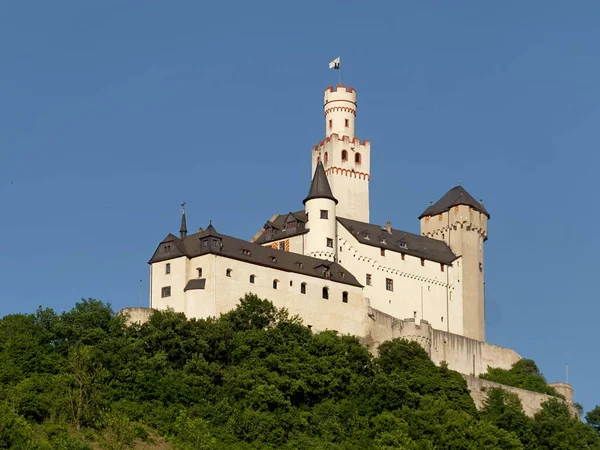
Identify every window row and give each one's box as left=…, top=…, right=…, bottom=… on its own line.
left=329, top=118, right=351, bottom=128
left=160, top=280, right=349, bottom=304
left=322, top=152, right=362, bottom=165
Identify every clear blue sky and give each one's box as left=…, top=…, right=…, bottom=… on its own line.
left=1, top=2, right=599, bottom=412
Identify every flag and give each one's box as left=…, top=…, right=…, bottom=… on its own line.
left=329, top=57, right=340, bottom=70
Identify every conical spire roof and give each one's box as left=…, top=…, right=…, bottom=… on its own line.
left=419, top=185, right=489, bottom=219
left=180, top=206, right=188, bottom=239
left=303, top=161, right=338, bottom=205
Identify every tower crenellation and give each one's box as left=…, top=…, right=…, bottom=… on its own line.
left=313, top=85, right=371, bottom=222
left=419, top=188, right=489, bottom=342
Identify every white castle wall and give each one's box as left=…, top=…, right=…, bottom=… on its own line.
left=304, top=197, right=337, bottom=261
left=421, top=205, right=487, bottom=341
left=337, top=224, right=464, bottom=336
left=151, top=253, right=366, bottom=336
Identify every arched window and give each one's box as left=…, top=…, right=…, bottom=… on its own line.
left=341, top=150, right=348, bottom=161
left=355, top=153, right=361, bottom=164
left=249, top=274, right=255, bottom=284
left=324, top=152, right=328, bottom=164
left=322, top=287, right=329, bottom=299
left=226, top=268, right=232, bottom=277
left=301, top=282, right=307, bottom=294
left=342, top=291, right=348, bottom=303
left=273, top=279, right=279, bottom=289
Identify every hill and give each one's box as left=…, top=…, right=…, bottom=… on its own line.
left=0, top=294, right=599, bottom=449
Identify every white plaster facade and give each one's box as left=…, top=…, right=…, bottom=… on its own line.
left=141, top=81, right=574, bottom=409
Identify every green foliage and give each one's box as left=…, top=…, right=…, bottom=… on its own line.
left=480, top=358, right=564, bottom=398
left=587, top=405, right=600, bottom=434
left=0, top=294, right=597, bottom=449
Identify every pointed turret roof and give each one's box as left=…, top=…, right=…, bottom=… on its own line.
left=419, top=186, right=490, bottom=219
left=180, top=208, right=188, bottom=239
left=302, top=161, right=338, bottom=205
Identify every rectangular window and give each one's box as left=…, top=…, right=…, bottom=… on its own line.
left=421, top=258, right=425, bottom=266
left=440, top=263, right=445, bottom=272
left=301, top=283, right=306, bottom=294
left=329, top=119, right=332, bottom=128
left=386, top=278, right=393, bottom=291
left=326, top=238, right=333, bottom=248
left=366, top=274, right=372, bottom=286
left=380, top=248, right=385, bottom=256
left=345, top=118, right=349, bottom=127
left=161, top=286, right=171, bottom=298
left=320, top=209, right=328, bottom=219
left=165, top=263, right=171, bottom=274
left=401, top=253, right=405, bottom=261
left=279, top=242, right=285, bottom=251
left=197, top=268, right=202, bottom=277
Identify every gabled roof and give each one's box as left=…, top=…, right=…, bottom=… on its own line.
left=254, top=210, right=308, bottom=244
left=149, top=224, right=361, bottom=287
left=337, top=217, right=457, bottom=265
left=303, top=161, right=338, bottom=205
left=419, top=186, right=489, bottom=219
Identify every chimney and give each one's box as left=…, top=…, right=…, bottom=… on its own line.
left=385, top=221, right=392, bottom=234
left=198, top=227, right=204, bottom=232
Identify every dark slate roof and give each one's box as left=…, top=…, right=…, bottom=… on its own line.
left=180, top=211, right=187, bottom=238
left=149, top=224, right=361, bottom=287
left=184, top=279, right=206, bottom=291
left=337, top=217, right=457, bottom=265
left=254, top=210, right=308, bottom=244
left=419, top=186, right=490, bottom=219
left=303, top=161, right=338, bottom=205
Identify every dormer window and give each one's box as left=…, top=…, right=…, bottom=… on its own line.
left=202, top=239, right=208, bottom=247
left=364, top=232, right=370, bottom=240
left=287, top=220, right=296, bottom=229
left=380, top=237, right=387, bottom=244
left=212, top=239, right=218, bottom=247
left=279, top=242, right=285, bottom=251
left=296, top=262, right=303, bottom=269
left=265, top=227, right=272, bottom=236
left=270, top=256, right=277, bottom=263
left=399, top=240, right=407, bottom=249
left=241, top=249, right=252, bottom=256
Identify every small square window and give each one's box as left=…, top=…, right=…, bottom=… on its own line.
left=320, top=210, right=328, bottom=219
left=226, top=269, right=232, bottom=277
left=161, top=286, right=171, bottom=298
left=165, top=263, right=171, bottom=274
left=386, top=278, right=393, bottom=291
left=366, top=274, right=372, bottom=286
left=326, top=238, right=333, bottom=248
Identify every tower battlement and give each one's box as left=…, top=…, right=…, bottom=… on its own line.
left=312, top=133, right=370, bottom=151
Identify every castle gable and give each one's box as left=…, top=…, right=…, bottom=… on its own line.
left=253, top=210, right=308, bottom=244
left=337, top=217, right=457, bottom=265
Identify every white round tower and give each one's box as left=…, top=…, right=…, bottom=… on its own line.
left=303, top=161, right=338, bottom=261
left=324, top=85, right=356, bottom=138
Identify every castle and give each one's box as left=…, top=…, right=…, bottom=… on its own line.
left=139, top=84, right=574, bottom=412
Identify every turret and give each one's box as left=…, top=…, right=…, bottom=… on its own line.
left=312, top=85, right=371, bottom=222
left=419, top=186, right=489, bottom=341
left=303, top=161, right=338, bottom=261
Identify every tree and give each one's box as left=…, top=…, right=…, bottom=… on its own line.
left=587, top=406, right=600, bottom=435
